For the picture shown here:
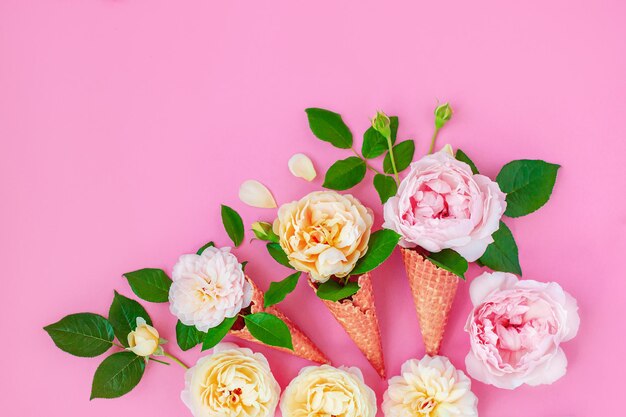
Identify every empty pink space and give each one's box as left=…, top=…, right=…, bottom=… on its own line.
left=1, top=1, right=625, bottom=416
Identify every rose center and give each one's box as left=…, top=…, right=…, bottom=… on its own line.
left=415, top=396, right=437, bottom=414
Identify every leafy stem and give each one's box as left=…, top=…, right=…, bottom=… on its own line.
left=350, top=147, right=383, bottom=175
left=149, top=357, right=171, bottom=366
left=384, top=134, right=400, bottom=184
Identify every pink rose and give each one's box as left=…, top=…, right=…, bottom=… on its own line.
left=383, top=151, right=506, bottom=261
left=465, top=272, right=580, bottom=389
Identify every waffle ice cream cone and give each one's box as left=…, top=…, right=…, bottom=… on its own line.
left=401, top=247, right=459, bottom=356
left=309, top=272, right=386, bottom=378
left=230, top=276, right=330, bottom=364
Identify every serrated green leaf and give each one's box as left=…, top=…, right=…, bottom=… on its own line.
left=383, top=140, right=415, bottom=173
left=361, top=127, right=388, bottom=159
left=478, top=221, right=522, bottom=275
left=427, top=249, right=468, bottom=279
left=264, top=272, right=301, bottom=307
left=455, top=149, right=479, bottom=174
left=196, top=241, right=215, bottom=255
left=108, top=292, right=152, bottom=347
left=175, top=320, right=206, bottom=351
left=123, top=268, right=172, bottom=303
left=496, top=160, right=560, bottom=217
left=44, top=313, right=114, bottom=358
left=305, top=108, right=353, bottom=149
left=244, top=312, right=293, bottom=350
left=323, top=157, right=366, bottom=190
left=90, top=351, right=145, bottom=399
left=316, top=280, right=360, bottom=302
left=373, top=174, right=397, bottom=204
left=221, top=205, right=245, bottom=247
left=350, top=229, right=400, bottom=275
left=267, top=243, right=294, bottom=269
left=202, top=316, right=237, bottom=351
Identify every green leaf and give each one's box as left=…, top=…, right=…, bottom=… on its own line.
left=323, top=157, right=366, bottom=190
left=361, top=127, right=388, bottom=159
left=496, top=160, right=560, bottom=217
left=44, top=313, right=114, bottom=358
left=373, top=174, right=398, bottom=204
left=267, top=243, right=294, bottom=269
left=264, top=272, right=301, bottom=307
left=427, top=249, right=468, bottom=279
left=316, top=280, right=360, bottom=302
left=244, top=312, right=293, bottom=350
left=196, top=241, right=214, bottom=255
left=241, top=261, right=248, bottom=271
left=383, top=140, right=415, bottom=173
left=389, top=116, right=399, bottom=145
left=221, top=205, right=245, bottom=247
left=251, top=222, right=279, bottom=243
left=108, top=292, right=152, bottom=347
left=202, top=316, right=237, bottom=351
left=350, top=229, right=401, bottom=275
left=175, top=320, right=206, bottom=351
left=123, top=268, right=172, bottom=303
left=305, top=108, right=353, bottom=149
left=478, top=221, right=522, bottom=275
left=90, top=351, right=145, bottom=400
left=455, top=149, right=479, bottom=174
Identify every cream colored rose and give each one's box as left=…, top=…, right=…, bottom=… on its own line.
left=127, top=317, right=160, bottom=357
left=181, top=343, right=280, bottom=417
left=273, top=191, right=374, bottom=283
left=383, top=356, right=478, bottom=417
left=280, top=365, right=377, bottom=417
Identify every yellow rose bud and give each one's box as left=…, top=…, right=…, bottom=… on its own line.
left=127, top=317, right=160, bottom=357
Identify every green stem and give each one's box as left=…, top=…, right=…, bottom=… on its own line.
left=164, top=351, right=189, bottom=370
left=149, top=357, right=171, bottom=366
left=428, top=127, right=441, bottom=154
left=350, top=147, right=383, bottom=175
left=384, top=136, right=400, bottom=185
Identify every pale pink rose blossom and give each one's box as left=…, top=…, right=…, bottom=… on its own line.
left=465, top=272, right=580, bottom=389
left=383, top=151, right=506, bottom=261
left=169, top=247, right=252, bottom=332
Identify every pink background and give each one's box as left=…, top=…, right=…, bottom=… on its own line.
left=2, top=1, right=625, bottom=416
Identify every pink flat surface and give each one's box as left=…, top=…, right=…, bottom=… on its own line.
left=2, top=1, right=625, bottom=416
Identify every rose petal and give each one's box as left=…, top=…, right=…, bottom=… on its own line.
left=288, top=153, right=317, bottom=181
left=441, top=143, right=454, bottom=156
left=469, top=271, right=519, bottom=306
left=239, top=180, right=277, bottom=208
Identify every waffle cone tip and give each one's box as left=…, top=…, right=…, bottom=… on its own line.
left=401, top=248, right=459, bottom=356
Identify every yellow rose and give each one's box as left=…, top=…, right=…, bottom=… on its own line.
left=280, top=365, right=377, bottom=417
left=273, top=191, right=374, bottom=283
left=127, top=317, right=160, bottom=357
left=181, top=343, right=280, bottom=417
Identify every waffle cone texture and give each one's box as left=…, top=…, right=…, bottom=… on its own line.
left=229, top=276, right=330, bottom=364
left=401, top=248, right=459, bottom=356
left=309, top=272, right=386, bottom=378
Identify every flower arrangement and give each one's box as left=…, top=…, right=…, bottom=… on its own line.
left=43, top=101, right=579, bottom=415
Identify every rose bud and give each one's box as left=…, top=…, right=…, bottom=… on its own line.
left=127, top=317, right=160, bottom=357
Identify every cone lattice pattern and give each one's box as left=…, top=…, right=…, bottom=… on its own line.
left=310, top=272, right=386, bottom=378
left=401, top=248, right=458, bottom=356
left=230, top=277, right=330, bottom=364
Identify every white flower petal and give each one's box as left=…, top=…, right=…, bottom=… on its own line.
left=441, top=143, right=454, bottom=156
left=239, top=180, right=277, bottom=208
left=288, top=153, right=317, bottom=181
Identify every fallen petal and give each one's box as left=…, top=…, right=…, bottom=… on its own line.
left=239, top=180, right=277, bottom=208
left=288, top=153, right=317, bottom=181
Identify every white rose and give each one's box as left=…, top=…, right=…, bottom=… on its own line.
left=273, top=191, right=374, bottom=283
left=383, top=356, right=478, bottom=417
left=181, top=343, right=280, bottom=417
left=169, top=246, right=252, bottom=332
left=280, top=365, right=377, bottom=417
left=127, top=317, right=160, bottom=357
